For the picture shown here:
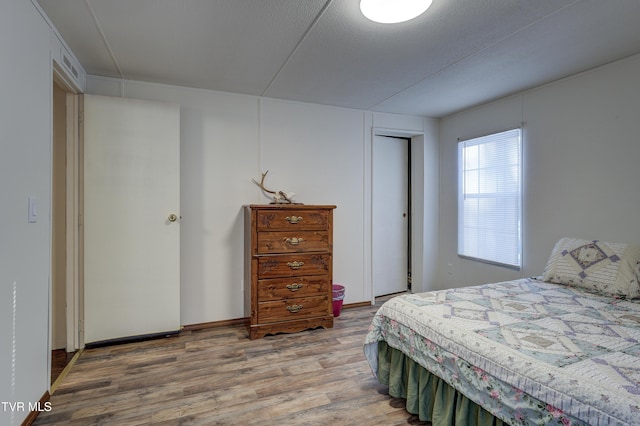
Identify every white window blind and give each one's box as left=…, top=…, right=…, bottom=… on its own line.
left=458, top=128, right=522, bottom=269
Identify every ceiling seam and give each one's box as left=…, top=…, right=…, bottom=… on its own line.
left=365, top=0, right=585, bottom=111
left=260, top=0, right=334, bottom=97
left=85, top=0, right=124, bottom=80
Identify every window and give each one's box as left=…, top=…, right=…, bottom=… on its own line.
left=458, top=128, right=522, bottom=269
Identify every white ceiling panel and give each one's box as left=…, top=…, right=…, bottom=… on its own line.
left=87, top=0, right=328, bottom=94
left=374, top=0, right=640, bottom=116
left=262, top=0, right=580, bottom=110
left=37, top=0, right=640, bottom=118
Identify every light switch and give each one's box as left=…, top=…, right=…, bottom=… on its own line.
left=28, top=196, right=37, bottom=223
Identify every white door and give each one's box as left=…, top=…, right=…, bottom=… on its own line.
left=373, top=135, right=409, bottom=297
left=83, top=94, right=180, bottom=344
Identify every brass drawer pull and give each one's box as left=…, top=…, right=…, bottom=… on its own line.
left=286, top=304, right=304, bottom=313
left=285, top=237, right=304, bottom=246
left=287, top=261, right=304, bottom=270
left=285, top=216, right=302, bottom=224
left=286, top=283, right=304, bottom=291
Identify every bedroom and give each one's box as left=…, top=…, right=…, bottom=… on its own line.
left=2, top=1, right=640, bottom=425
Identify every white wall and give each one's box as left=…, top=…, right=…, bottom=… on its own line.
left=414, top=126, right=440, bottom=293
left=260, top=99, right=367, bottom=305
left=87, top=76, right=440, bottom=325
left=0, top=1, right=53, bottom=425
left=438, top=53, right=640, bottom=288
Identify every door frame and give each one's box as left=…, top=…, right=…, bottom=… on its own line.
left=65, top=91, right=83, bottom=351
left=367, top=127, right=427, bottom=304
left=52, top=69, right=83, bottom=354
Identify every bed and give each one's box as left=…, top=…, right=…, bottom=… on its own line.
left=364, top=238, right=640, bottom=425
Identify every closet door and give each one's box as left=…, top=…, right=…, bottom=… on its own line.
left=83, top=94, right=180, bottom=344
left=373, top=135, right=409, bottom=297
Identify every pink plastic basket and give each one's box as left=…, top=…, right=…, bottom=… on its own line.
left=332, top=284, right=345, bottom=317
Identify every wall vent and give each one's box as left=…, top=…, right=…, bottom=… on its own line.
left=62, top=54, right=79, bottom=79
left=52, top=32, right=86, bottom=92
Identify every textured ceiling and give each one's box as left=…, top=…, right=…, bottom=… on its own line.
left=37, top=0, right=640, bottom=118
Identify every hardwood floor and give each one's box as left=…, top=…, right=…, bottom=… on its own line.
left=51, top=349, right=76, bottom=385
left=34, top=295, right=427, bottom=425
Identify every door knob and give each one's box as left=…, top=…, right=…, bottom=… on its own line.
left=168, top=213, right=178, bottom=222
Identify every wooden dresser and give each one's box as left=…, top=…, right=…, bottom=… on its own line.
left=244, top=204, right=336, bottom=339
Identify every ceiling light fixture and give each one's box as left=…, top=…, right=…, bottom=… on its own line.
left=360, top=0, right=433, bottom=24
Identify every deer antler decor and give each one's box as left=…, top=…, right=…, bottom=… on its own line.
left=251, top=170, right=296, bottom=204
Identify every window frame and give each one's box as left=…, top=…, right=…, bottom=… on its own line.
left=457, top=128, right=522, bottom=270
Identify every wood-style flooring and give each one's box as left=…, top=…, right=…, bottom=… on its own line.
left=51, top=349, right=76, bottom=384
left=34, top=295, right=427, bottom=426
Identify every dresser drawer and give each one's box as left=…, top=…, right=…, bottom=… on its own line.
left=258, top=276, right=329, bottom=301
left=256, top=209, right=329, bottom=231
left=258, top=254, right=331, bottom=278
left=257, top=230, right=329, bottom=254
left=258, top=295, right=329, bottom=324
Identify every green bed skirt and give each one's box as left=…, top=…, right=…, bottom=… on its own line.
left=377, top=341, right=505, bottom=426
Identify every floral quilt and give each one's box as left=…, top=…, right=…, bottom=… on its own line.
left=364, top=278, right=640, bottom=425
